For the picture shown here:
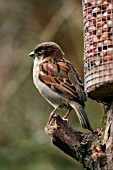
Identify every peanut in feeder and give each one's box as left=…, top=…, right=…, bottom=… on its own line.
left=82, top=0, right=113, bottom=102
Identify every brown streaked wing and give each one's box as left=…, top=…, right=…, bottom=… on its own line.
left=67, top=64, right=87, bottom=102
left=39, top=61, right=79, bottom=101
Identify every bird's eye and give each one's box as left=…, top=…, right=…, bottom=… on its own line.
left=35, top=51, right=42, bottom=56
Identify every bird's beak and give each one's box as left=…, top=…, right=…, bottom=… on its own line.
left=28, top=51, right=35, bottom=57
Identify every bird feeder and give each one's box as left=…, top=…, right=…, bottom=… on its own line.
left=82, top=0, right=113, bottom=102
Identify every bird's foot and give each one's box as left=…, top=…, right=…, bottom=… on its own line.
left=62, top=117, right=68, bottom=122
left=62, top=109, right=72, bottom=121
left=48, top=107, right=59, bottom=123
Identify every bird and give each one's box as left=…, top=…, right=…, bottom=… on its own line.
left=28, top=42, right=93, bottom=131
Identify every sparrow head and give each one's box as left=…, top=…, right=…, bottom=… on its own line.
left=28, top=42, right=64, bottom=60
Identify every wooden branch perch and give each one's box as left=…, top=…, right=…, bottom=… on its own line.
left=103, top=102, right=113, bottom=169
left=45, top=115, right=107, bottom=169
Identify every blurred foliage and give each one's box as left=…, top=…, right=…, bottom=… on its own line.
left=0, top=0, right=103, bottom=169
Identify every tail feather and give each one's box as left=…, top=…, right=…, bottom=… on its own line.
left=69, top=101, right=93, bottom=131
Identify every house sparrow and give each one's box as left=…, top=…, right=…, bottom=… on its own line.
left=29, top=42, right=93, bottom=131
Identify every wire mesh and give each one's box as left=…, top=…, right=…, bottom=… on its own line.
left=82, top=0, right=113, bottom=102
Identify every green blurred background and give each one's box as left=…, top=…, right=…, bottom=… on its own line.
left=0, top=0, right=103, bottom=169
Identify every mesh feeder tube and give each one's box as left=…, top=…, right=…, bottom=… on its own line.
left=82, top=0, right=113, bottom=102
